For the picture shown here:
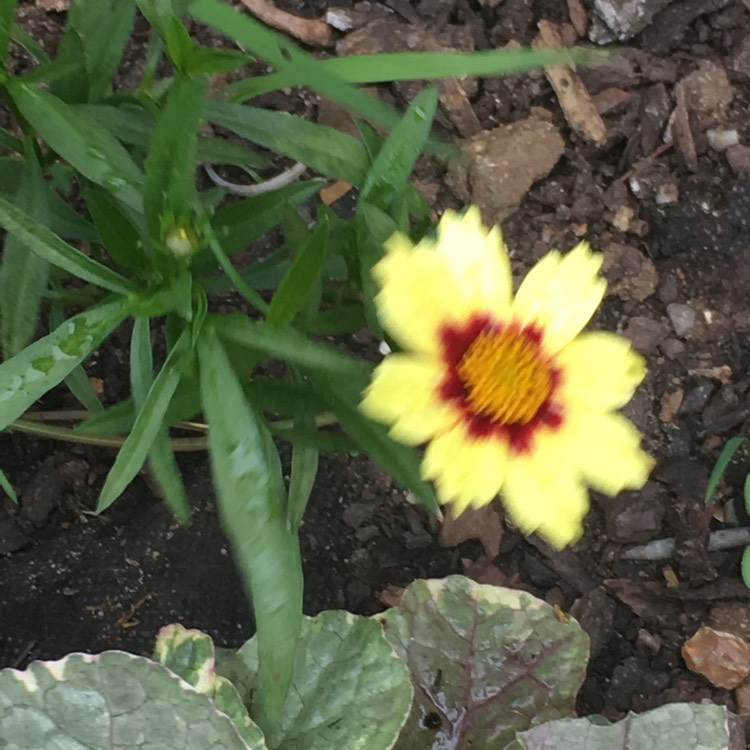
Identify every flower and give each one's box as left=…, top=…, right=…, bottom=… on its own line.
left=360, top=207, right=653, bottom=548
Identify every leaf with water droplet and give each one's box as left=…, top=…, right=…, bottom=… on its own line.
left=0, top=298, right=128, bottom=431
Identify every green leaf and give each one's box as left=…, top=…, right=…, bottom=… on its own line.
left=144, top=75, right=207, bottom=240
left=742, top=546, right=750, bottom=589
left=0, top=651, right=257, bottom=749
left=212, top=314, right=368, bottom=379
left=97, top=331, right=187, bottom=512
left=154, top=624, right=268, bottom=748
left=359, top=87, right=437, bottom=210
left=128, top=318, right=191, bottom=525
left=227, top=611, right=413, bottom=750
left=0, top=146, right=49, bottom=358
left=9, top=23, right=49, bottom=65
left=0, top=0, right=19, bottom=68
left=518, top=703, right=732, bottom=750
left=379, top=576, right=589, bottom=749
left=146, top=434, right=192, bottom=524
left=0, top=195, right=133, bottom=294
left=9, top=82, right=144, bottom=210
left=745, top=473, right=750, bottom=517
left=705, top=436, right=748, bottom=505
left=198, top=326, right=303, bottom=729
left=48, top=300, right=103, bottom=413
left=229, top=45, right=607, bottom=100
left=206, top=180, right=323, bottom=259
left=268, top=216, right=328, bottom=328
left=310, top=372, right=439, bottom=515
left=57, top=0, right=137, bottom=102
left=205, top=102, right=370, bottom=187
left=190, top=0, right=401, bottom=131
left=187, top=46, right=252, bottom=75
left=75, top=103, right=268, bottom=168
left=0, top=469, right=17, bottom=503
left=0, top=298, right=128, bottom=432
left=84, top=187, right=148, bottom=272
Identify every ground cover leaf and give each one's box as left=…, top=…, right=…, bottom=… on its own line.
left=0, top=651, right=256, bottom=749
left=219, top=611, right=413, bottom=750
left=517, top=703, right=735, bottom=750
left=378, top=575, right=589, bottom=749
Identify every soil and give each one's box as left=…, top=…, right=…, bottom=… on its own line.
left=3, top=0, right=750, bottom=741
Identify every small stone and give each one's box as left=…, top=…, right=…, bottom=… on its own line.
left=707, top=128, right=740, bottom=151
left=657, top=274, right=679, bottom=304
left=660, top=388, right=684, bottom=423
left=447, top=116, right=565, bottom=224
left=682, top=380, right=716, bottom=413
left=683, top=626, right=750, bottom=689
left=588, top=0, right=672, bottom=42
left=624, top=316, right=669, bottom=354
left=605, top=483, right=665, bottom=543
left=667, top=302, right=696, bottom=338
left=676, top=61, right=734, bottom=128
left=602, top=243, right=658, bottom=302
left=659, top=338, right=685, bottom=359
left=655, top=182, right=679, bottom=205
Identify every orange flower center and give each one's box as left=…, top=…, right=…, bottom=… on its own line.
left=456, top=327, right=552, bottom=425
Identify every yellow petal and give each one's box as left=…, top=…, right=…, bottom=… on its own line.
left=567, top=410, right=654, bottom=495
left=503, top=458, right=589, bottom=548
left=373, top=234, right=472, bottom=354
left=434, top=208, right=513, bottom=318
left=422, top=424, right=508, bottom=515
left=557, top=332, right=646, bottom=411
left=360, top=354, right=456, bottom=445
left=512, top=242, right=606, bottom=354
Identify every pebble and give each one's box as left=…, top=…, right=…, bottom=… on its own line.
left=707, top=128, right=740, bottom=152
left=667, top=302, right=696, bottom=338
left=682, top=380, right=716, bottom=413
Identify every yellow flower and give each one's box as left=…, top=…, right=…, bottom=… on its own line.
left=360, top=207, right=653, bottom=548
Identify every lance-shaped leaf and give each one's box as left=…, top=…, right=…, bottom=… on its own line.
left=0, top=298, right=128, bottom=431
left=0, top=195, right=132, bottom=293
left=96, top=329, right=188, bottom=512
left=0, top=146, right=49, bottom=358
left=0, top=651, right=257, bottom=749
left=144, top=75, right=206, bottom=241
left=198, top=326, right=303, bottom=729
left=378, top=576, right=589, bottom=749
left=517, top=703, right=737, bottom=750
left=9, top=82, right=144, bottom=210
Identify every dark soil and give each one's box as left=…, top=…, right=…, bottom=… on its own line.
left=3, top=0, right=750, bottom=740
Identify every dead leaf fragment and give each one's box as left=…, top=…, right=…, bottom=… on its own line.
left=535, top=20, right=607, bottom=146
left=240, top=0, right=333, bottom=47
left=683, top=626, right=750, bottom=689
left=439, top=503, right=503, bottom=558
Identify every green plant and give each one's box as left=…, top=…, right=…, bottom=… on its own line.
left=0, top=576, right=739, bottom=749
left=0, top=0, right=605, bottom=724
left=705, top=436, right=750, bottom=585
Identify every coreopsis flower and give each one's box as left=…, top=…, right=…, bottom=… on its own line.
left=360, top=207, right=653, bottom=548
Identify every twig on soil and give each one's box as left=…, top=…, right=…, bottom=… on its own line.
left=239, top=0, right=333, bottom=47
left=535, top=20, right=607, bottom=146
left=621, top=527, right=750, bottom=560
left=205, top=161, right=307, bottom=197
left=9, top=411, right=339, bottom=451
left=616, top=140, right=674, bottom=183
